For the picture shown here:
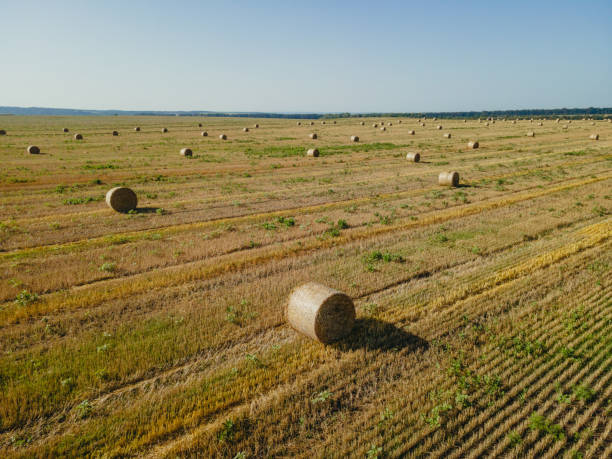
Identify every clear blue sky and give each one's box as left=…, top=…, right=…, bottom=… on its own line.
left=2, top=0, right=611, bottom=112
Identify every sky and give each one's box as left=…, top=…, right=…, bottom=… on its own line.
left=1, top=0, right=611, bottom=113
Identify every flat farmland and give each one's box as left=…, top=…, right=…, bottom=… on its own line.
left=0, top=116, right=610, bottom=458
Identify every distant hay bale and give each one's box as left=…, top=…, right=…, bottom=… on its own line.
left=134, top=127, right=140, bottom=132
left=309, top=121, right=314, bottom=125
left=74, top=133, right=83, bottom=140
left=408, top=130, right=415, bottom=135
left=433, top=117, right=437, bottom=121
left=463, top=119, right=467, bottom=123
left=201, top=131, right=208, bottom=136
left=484, top=122, right=489, bottom=126
left=360, top=121, right=365, bottom=125
left=387, top=122, right=392, bottom=126
left=467, top=140, right=479, bottom=149
left=0, top=129, right=6, bottom=135
left=439, top=171, right=459, bottom=187
left=526, top=131, right=535, bottom=137
left=372, top=123, right=378, bottom=128
left=297, top=121, right=302, bottom=126
left=537, top=122, right=543, bottom=126
left=254, top=124, right=259, bottom=128
left=198, top=123, right=202, bottom=127
left=219, top=134, right=227, bottom=140
left=287, top=282, right=355, bottom=343
left=309, top=133, right=318, bottom=139
left=243, top=127, right=249, bottom=132
left=333, top=121, right=336, bottom=124
left=443, top=133, right=451, bottom=138
left=406, top=152, right=420, bottom=162
left=63, top=128, right=69, bottom=133
left=351, top=135, right=359, bottom=142
left=180, top=147, right=193, bottom=156
left=161, top=128, right=168, bottom=133
left=436, top=125, right=442, bottom=130
left=380, top=126, right=386, bottom=131
left=590, top=134, right=599, bottom=140
left=307, top=148, right=319, bottom=157
left=591, top=122, right=595, bottom=126
left=27, top=145, right=40, bottom=154
left=112, top=131, right=119, bottom=136
left=321, top=121, right=326, bottom=125
left=105, top=187, right=137, bottom=213
left=420, top=122, right=425, bottom=127
left=398, top=120, right=402, bottom=124
left=556, top=119, right=560, bottom=123
left=511, top=120, right=516, bottom=124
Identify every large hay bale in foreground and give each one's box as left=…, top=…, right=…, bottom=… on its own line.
left=105, top=187, right=137, bottom=212
left=467, top=141, right=479, bottom=149
left=307, top=148, right=319, bottom=157
left=27, top=145, right=40, bottom=154
left=309, top=133, right=318, bottom=139
left=439, top=171, right=459, bottom=186
left=74, top=133, right=83, bottom=140
left=112, top=131, right=119, bottom=136
left=443, top=133, right=451, bottom=138
left=134, top=127, right=140, bottom=132
left=161, top=128, right=168, bottom=133
left=287, top=282, right=355, bottom=343
left=201, top=131, right=208, bottom=137
left=408, top=130, right=415, bottom=135
left=406, top=152, right=420, bottom=162
left=590, top=134, right=599, bottom=140
left=219, top=134, right=227, bottom=140
left=63, top=128, right=69, bottom=133
left=351, top=135, right=359, bottom=142
left=180, top=148, right=193, bottom=156
left=527, top=131, right=535, bottom=137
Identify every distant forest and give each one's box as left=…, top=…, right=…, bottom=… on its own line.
left=1, top=106, right=610, bottom=119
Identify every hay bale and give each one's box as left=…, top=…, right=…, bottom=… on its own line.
left=201, top=131, right=208, bottom=137
left=27, top=145, right=40, bottom=154
left=307, top=148, right=319, bottom=157
left=297, top=121, right=302, bottom=126
left=387, top=122, right=392, bottom=126
left=398, top=120, right=402, bottom=124
left=372, top=123, right=378, bottom=128
left=287, top=282, right=355, bottom=343
left=484, top=122, right=489, bottom=126
left=321, top=121, right=326, bottom=125
left=243, top=127, right=249, bottom=132
left=112, top=131, right=119, bottom=136
left=333, top=121, right=337, bottom=124
left=406, top=152, right=420, bottom=162
left=436, top=125, right=442, bottom=130
left=380, top=126, right=386, bottom=131
left=253, top=124, right=259, bottom=128
left=0, top=129, right=6, bottom=135
left=105, top=187, right=137, bottom=213
left=180, top=147, right=193, bottom=156
left=63, top=128, right=69, bottom=133
left=439, top=171, right=459, bottom=187
left=161, top=128, right=168, bottom=133
left=309, top=133, right=318, bottom=139
left=219, top=134, right=227, bottom=140
left=408, top=130, right=415, bottom=135
left=556, top=119, right=560, bottom=123
left=351, top=135, right=359, bottom=142
left=511, top=120, right=516, bottom=124
left=526, top=131, right=535, bottom=137
left=443, top=133, right=451, bottom=138
left=537, top=122, right=543, bottom=126
left=360, top=121, right=365, bottom=125
left=590, top=134, right=599, bottom=140
left=310, top=121, right=314, bottom=125
left=198, top=123, right=202, bottom=127
left=134, top=127, right=140, bottom=132
left=420, top=122, right=425, bottom=127
left=74, top=133, right=83, bottom=140
left=591, top=122, right=595, bottom=126
left=467, top=141, right=479, bottom=149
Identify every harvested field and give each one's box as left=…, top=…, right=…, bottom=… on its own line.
left=0, top=115, right=611, bottom=458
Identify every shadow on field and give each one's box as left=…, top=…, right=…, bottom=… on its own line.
left=135, top=207, right=164, bottom=214
left=334, top=318, right=428, bottom=353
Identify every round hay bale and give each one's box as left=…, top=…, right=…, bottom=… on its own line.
left=556, top=119, right=560, bottom=123
left=333, top=121, right=336, bottom=124
left=254, top=124, right=259, bottom=128
left=439, top=171, right=459, bottom=187
left=321, top=121, right=326, bottom=125
left=309, top=133, right=318, bottom=139
left=484, top=122, right=489, bottom=126
left=436, top=125, right=442, bottom=130
left=74, top=133, right=83, bottom=140
left=350, top=135, right=359, bottom=142
left=307, top=148, right=319, bottom=157
left=591, top=122, right=595, bottom=126
left=310, top=121, right=314, bottom=126
left=511, top=120, right=516, bottom=124
left=198, top=123, right=202, bottom=127
left=105, top=187, right=138, bottom=213
left=537, top=122, right=543, bottom=126
left=63, top=128, right=69, bottom=133
left=527, top=131, right=535, bottom=137
left=433, top=117, right=437, bottom=121
left=406, top=152, right=420, bottom=162
left=112, top=131, right=119, bottom=136
left=443, top=133, right=451, bottom=138
left=243, top=127, right=249, bottom=132
left=398, top=120, right=402, bottom=124
left=134, top=127, right=140, bottom=132
left=387, top=122, right=392, bottom=126
left=590, top=134, right=599, bottom=140
left=0, top=129, right=6, bottom=135
left=467, top=141, right=479, bottom=149
left=161, top=128, right=168, bottom=133
left=408, top=130, right=415, bottom=135
left=372, top=123, right=378, bottom=128
left=297, top=121, right=302, bottom=126
left=380, top=126, right=386, bottom=131
left=180, top=147, right=193, bottom=156
left=27, top=145, right=40, bottom=154
left=463, top=119, right=467, bottom=123
left=201, top=131, right=208, bottom=137
left=219, top=134, right=227, bottom=140
left=360, top=121, right=365, bottom=125
left=287, top=282, right=355, bottom=343
left=420, top=122, right=425, bottom=127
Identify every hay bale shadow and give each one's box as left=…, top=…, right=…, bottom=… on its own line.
left=333, top=318, right=428, bottom=353
left=135, top=207, right=165, bottom=214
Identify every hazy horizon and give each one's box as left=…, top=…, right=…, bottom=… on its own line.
left=2, top=0, right=611, bottom=112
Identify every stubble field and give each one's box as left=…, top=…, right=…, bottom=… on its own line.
left=0, top=115, right=610, bottom=458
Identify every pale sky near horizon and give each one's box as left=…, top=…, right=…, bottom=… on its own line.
left=1, top=0, right=611, bottom=113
